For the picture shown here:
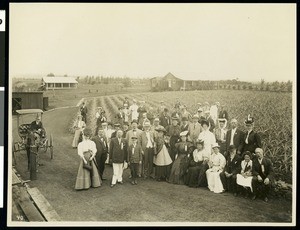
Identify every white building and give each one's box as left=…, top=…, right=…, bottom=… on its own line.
left=42, top=76, right=78, bottom=90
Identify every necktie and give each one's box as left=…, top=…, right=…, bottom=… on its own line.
left=244, top=162, right=248, bottom=171
left=245, top=131, right=250, bottom=144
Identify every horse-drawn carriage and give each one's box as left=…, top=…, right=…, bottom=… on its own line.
left=12, top=109, right=54, bottom=167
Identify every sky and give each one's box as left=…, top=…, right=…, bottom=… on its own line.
left=9, top=3, right=296, bottom=82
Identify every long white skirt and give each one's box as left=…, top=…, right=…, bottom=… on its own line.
left=206, top=167, right=224, bottom=193
left=236, top=174, right=253, bottom=192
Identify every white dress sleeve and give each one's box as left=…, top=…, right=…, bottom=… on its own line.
left=77, top=142, right=84, bottom=158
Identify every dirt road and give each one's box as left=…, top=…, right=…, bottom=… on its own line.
left=12, top=107, right=292, bottom=223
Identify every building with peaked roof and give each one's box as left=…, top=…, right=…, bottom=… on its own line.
left=42, top=76, right=78, bottom=90
left=150, top=72, right=217, bottom=91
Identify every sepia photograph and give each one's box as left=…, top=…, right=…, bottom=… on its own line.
left=8, top=3, right=296, bottom=226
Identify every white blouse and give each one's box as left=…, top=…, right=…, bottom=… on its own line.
left=209, top=152, right=226, bottom=171
left=193, top=149, right=209, bottom=162
left=241, top=160, right=253, bottom=173
left=77, top=139, right=97, bottom=158
left=198, top=130, right=216, bottom=154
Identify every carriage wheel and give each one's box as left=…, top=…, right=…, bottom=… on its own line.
left=49, top=134, right=53, bottom=159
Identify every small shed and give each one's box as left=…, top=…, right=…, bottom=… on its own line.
left=12, top=92, right=44, bottom=113
left=42, top=77, right=78, bottom=90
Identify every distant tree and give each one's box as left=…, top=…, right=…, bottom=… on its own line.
left=286, top=80, right=292, bottom=92
left=272, top=81, right=280, bottom=91
left=47, top=73, right=55, bottom=77
left=123, top=77, right=132, bottom=88
left=242, top=85, right=247, bottom=90
left=64, top=74, right=68, bottom=77
left=14, top=81, right=27, bottom=92
left=76, top=76, right=80, bottom=82
left=280, top=82, right=286, bottom=92
left=260, top=78, right=265, bottom=90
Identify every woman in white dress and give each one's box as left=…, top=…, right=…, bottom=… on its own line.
left=236, top=151, right=253, bottom=198
left=129, top=99, right=139, bottom=121
left=206, top=143, right=226, bottom=193
left=72, top=114, right=86, bottom=148
left=198, top=120, right=216, bottom=155
left=75, top=128, right=101, bottom=190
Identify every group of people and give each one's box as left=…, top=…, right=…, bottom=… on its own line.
left=72, top=98, right=274, bottom=202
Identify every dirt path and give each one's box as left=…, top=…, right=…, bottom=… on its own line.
left=12, top=107, right=292, bottom=223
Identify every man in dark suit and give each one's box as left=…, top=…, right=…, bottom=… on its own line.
left=30, top=115, right=46, bottom=139
left=225, top=118, right=244, bottom=155
left=80, top=102, right=88, bottom=123
left=109, top=130, right=128, bottom=187
left=220, top=145, right=242, bottom=196
left=242, top=115, right=262, bottom=156
left=111, top=123, right=121, bottom=138
left=251, top=148, right=274, bottom=202
left=92, top=128, right=108, bottom=180
left=159, top=108, right=171, bottom=128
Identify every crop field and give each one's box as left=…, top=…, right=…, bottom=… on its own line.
left=71, top=90, right=293, bottom=183
left=12, top=89, right=293, bottom=222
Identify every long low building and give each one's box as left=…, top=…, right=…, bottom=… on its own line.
left=42, top=76, right=78, bottom=90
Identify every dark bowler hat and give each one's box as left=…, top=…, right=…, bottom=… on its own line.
left=171, top=116, right=179, bottom=120
left=114, top=123, right=121, bottom=127
left=131, top=119, right=138, bottom=124
left=123, top=122, right=129, bottom=126
left=131, top=136, right=138, bottom=139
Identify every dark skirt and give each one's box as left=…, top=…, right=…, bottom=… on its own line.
left=185, top=161, right=203, bottom=187
left=155, top=165, right=171, bottom=180
left=198, top=162, right=209, bottom=187
left=168, top=154, right=189, bottom=185
left=75, top=152, right=102, bottom=190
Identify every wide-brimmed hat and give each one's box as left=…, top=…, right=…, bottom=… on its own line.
left=171, top=116, right=179, bottom=120
left=218, top=118, right=226, bottom=123
left=196, top=139, right=204, bottom=145
left=155, top=126, right=167, bottom=133
left=192, top=114, right=199, bottom=119
left=101, top=122, right=108, bottom=126
left=200, top=120, right=209, bottom=127
left=131, top=136, right=138, bottom=140
left=180, top=130, right=189, bottom=137
left=244, top=114, right=254, bottom=125
left=143, top=121, right=151, bottom=127
left=131, top=119, right=138, bottom=124
left=123, top=122, right=129, bottom=126
left=114, top=123, right=121, bottom=127
left=212, top=143, right=220, bottom=149
left=181, top=116, right=188, bottom=121
left=197, top=108, right=203, bottom=112
left=154, top=117, right=160, bottom=122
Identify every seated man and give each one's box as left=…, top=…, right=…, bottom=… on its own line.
left=30, top=115, right=46, bottom=142
left=251, top=148, right=274, bottom=202
left=220, top=145, right=242, bottom=196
